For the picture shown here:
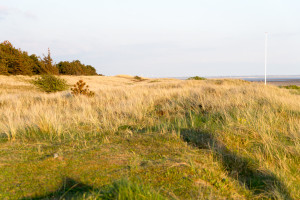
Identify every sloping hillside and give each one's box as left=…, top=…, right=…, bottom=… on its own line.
left=0, top=75, right=299, bottom=199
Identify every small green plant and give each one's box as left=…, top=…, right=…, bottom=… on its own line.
left=33, top=74, right=68, bottom=93
left=71, top=80, right=95, bottom=97
left=134, top=76, right=143, bottom=81
left=187, top=76, right=207, bottom=80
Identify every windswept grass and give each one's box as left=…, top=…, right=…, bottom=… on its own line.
left=0, top=75, right=299, bottom=199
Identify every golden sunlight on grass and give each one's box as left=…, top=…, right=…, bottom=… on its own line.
left=0, top=75, right=299, bottom=199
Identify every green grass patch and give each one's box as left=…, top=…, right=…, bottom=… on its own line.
left=280, top=85, right=300, bottom=95
left=280, top=85, right=300, bottom=90
left=0, top=131, right=250, bottom=199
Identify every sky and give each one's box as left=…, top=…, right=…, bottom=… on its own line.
left=0, top=0, right=299, bottom=77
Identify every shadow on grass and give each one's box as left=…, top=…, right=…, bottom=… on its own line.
left=22, top=177, right=167, bottom=200
left=22, top=177, right=94, bottom=200
left=180, top=128, right=292, bottom=200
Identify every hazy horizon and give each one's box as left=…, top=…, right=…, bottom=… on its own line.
left=1, top=0, right=300, bottom=77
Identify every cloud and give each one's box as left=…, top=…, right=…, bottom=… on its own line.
left=0, top=5, right=36, bottom=20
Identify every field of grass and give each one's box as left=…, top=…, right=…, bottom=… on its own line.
left=0, top=75, right=299, bottom=200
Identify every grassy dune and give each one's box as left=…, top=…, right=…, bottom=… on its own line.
left=0, top=75, right=299, bottom=199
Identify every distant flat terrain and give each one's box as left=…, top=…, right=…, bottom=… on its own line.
left=263, top=80, right=300, bottom=86
left=213, top=75, right=300, bottom=86
left=217, top=76, right=300, bottom=86
left=173, top=76, right=300, bottom=86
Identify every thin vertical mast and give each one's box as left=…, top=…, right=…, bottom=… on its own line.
left=265, top=32, right=268, bottom=85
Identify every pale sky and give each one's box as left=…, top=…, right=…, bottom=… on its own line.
left=0, top=0, right=299, bottom=77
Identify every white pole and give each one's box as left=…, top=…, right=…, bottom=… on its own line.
left=265, top=32, right=268, bottom=85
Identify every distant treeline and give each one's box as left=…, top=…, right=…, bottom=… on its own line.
left=0, top=41, right=98, bottom=76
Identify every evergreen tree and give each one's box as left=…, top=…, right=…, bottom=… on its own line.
left=0, top=41, right=98, bottom=75
left=57, top=60, right=97, bottom=75
left=30, top=54, right=44, bottom=74
left=0, top=41, right=33, bottom=75
left=42, top=48, right=59, bottom=75
left=0, top=59, right=9, bottom=75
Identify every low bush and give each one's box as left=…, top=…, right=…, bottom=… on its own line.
left=32, top=74, right=68, bottom=93
left=134, top=76, right=143, bottom=81
left=71, top=80, right=95, bottom=97
left=187, top=76, right=207, bottom=80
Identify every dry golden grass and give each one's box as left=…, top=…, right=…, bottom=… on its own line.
left=0, top=75, right=299, bottom=199
left=1, top=75, right=298, bottom=140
